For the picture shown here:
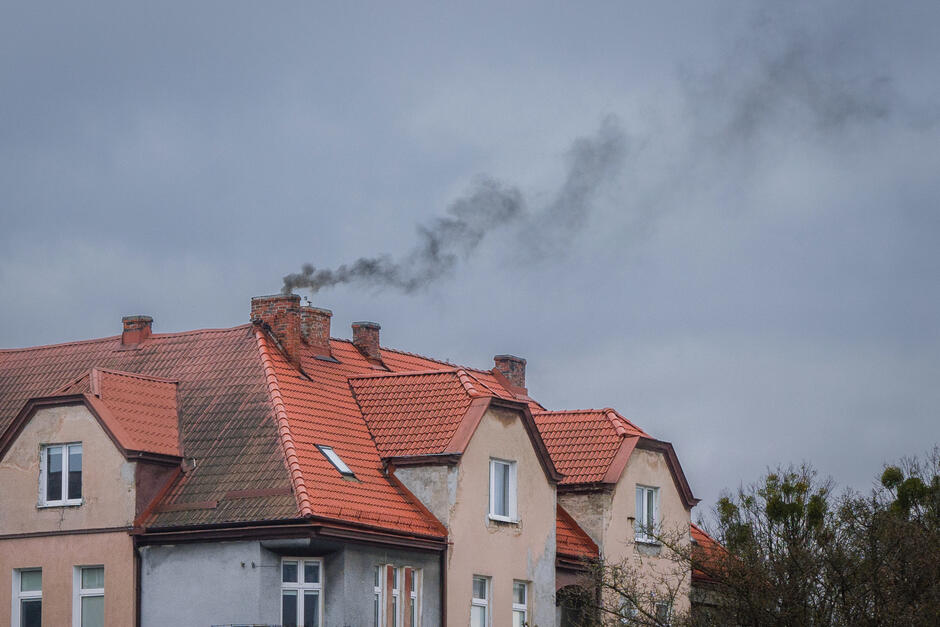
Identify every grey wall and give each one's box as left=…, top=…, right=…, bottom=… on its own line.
left=139, top=538, right=442, bottom=627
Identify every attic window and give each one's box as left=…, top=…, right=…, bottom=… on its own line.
left=316, top=445, right=355, bottom=478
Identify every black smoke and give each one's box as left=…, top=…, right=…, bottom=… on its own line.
left=282, top=117, right=628, bottom=294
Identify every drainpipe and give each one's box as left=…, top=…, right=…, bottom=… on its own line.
left=135, top=543, right=142, bottom=627
left=440, top=544, right=448, bottom=626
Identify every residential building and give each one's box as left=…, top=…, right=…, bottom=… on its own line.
left=0, top=294, right=695, bottom=626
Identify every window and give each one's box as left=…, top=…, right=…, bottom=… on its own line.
left=470, top=575, right=489, bottom=627
left=316, top=445, right=356, bottom=478
left=489, top=459, right=517, bottom=521
left=281, top=559, right=321, bottom=627
left=635, top=485, right=659, bottom=543
left=73, top=566, right=104, bottom=627
left=512, top=581, right=528, bottom=627
left=374, top=565, right=420, bottom=627
left=13, top=569, right=42, bottom=627
left=655, top=601, right=672, bottom=625
left=40, top=443, right=82, bottom=506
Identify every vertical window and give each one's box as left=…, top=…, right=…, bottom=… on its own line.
left=374, top=566, right=383, bottom=627
left=73, top=566, right=104, bottom=627
left=512, top=581, right=528, bottom=627
left=407, top=569, right=420, bottom=627
left=281, top=559, right=321, bottom=627
left=390, top=567, right=399, bottom=627
left=40, top=443, right=82, bottom=505
left=635, top=485, right=659, bottom=542
left=470, top=576, right=489, bottom=627
left=488, top=459, right=517, bottom=521
left=13, top=569, right=42, bottom=627
left=655, top=601, right=672, bottom=625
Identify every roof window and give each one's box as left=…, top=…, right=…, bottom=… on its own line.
left=316, top=445, right=355, bottom=478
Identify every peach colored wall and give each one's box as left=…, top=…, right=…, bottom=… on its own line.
left=0, top=531, right=136, bottom=627
left=0, top=403, right=137, bottom=534
left=445, top=407, right=556, bottom=627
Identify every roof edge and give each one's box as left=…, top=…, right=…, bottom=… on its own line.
left=635, top=437, right=700, bottom=509
left=254, top=328, right=314, bottom=518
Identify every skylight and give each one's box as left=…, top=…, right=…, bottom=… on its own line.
left=316, top=445, right=355, bottom=477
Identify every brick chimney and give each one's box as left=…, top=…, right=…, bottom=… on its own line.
left=494, top=354, right=526, bottom=389
left=352, top=322, right=381, bottom=360
left=300, top=306, right=332, bottom=357
left=121, top=315, right=153, bottom=346
left=250, top=294, right=303, bottom=367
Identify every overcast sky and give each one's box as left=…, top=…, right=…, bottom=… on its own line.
left=2, top=1, right=938, bottom=515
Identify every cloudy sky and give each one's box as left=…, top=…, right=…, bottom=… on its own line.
left=2, top=1, right=938, bottom=514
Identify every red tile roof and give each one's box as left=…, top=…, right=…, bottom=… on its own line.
left=351, top=368, right=511, bottom=458
left=533, top=408, right=647, bottom=485
left=90, top=368, right=180, bottom=457
left=691, top=522, right=726, bottom=584
left=556, top=504, right=599, bottom=560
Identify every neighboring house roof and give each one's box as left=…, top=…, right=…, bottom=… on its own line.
left=691, top=522, right=726, bottom=584
left=533, top=408, right=699, bottom=508
left=556, top=504, right=599, bottom=561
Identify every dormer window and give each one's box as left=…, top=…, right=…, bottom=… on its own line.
left=39, top=443, right=82, bottom=506
left=316, top=445, right=355, bottom=478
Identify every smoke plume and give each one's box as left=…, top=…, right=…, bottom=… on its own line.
left=282, top=117, right=627, bottom=294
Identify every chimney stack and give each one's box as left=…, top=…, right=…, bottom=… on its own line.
left=494, top=354, right=526, bottom=389
left=352, top=322, right=381, bottom=360
left=122, top=315, right=153, bottom=346
left=300, top=306, right=332, bottom=356
left=250, top=294, right=303, bottom=367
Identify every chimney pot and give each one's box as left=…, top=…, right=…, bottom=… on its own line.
left=494, top=354, right=526, bottom=389
left=352, top=321, right=382, bottom=360
left=121, top=315, right=153, bottom=345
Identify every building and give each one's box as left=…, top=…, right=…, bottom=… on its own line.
left=0, top=294, right=697, bottom=626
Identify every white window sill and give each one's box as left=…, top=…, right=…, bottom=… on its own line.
left=634, top=536, right=660, bottom=546
left=38, top=500, right=83, bottom=508
left=488, top=514, right=520, bottom=524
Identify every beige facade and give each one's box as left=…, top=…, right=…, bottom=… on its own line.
left=559, top=447, right=692, bottom=614
left=396, top=407, right=558, bottom=627
left=1, top=402, right=138, bottom=626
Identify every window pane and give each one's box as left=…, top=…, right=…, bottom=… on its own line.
left=82, top=566, right=104, bottom=589
left=410, top=602, right=417, bottom=627
left=68, top=445, right=82, bottom=500
left=374, top=565, right=381, bottom=588
left=21, top=599, right=41, bottom=627
left=282, top=590, right=298, bottom=627
left=303, top=561, right=319, bottom=584
left=636, top=486, right=644, bottom=522
left=493, top=463, right=507, bottom=516
left=472, top=576, right=487, bottom=600
left=513, top=609, right=526, bottom=627
left=374, top=595, right=380, bottom=627
left=391, top=598, right=398, bottom=627
left=471, top=604, right=487, bottom=627
left=500, top=465, right=511, bottom=516
left=282, top=561, right=298, bottom=583
left=647, top=490, right=655, bottom=528
left=82, top=595, right=104, bottom=627
left=303, top=591, right=319, bottom=627
left=20, top=570, right=42, bottom=592
left=47, top=447, right=62, bottom=500
left=392, top=567, right=399, bottom=589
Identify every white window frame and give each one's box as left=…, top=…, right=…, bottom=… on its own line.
left=407, top=568, right=420, bottom=627
left=488, top=458, right=518, bottom=522
left=471, top=575, right=490, bottom=627
left=280, top=558, right=323, bottom=627
left=374, top=565, right=384, bottom=627
left=512, top=580, right=528, bottom=627
left=390, top=565, right=400, bottom=627
left=72, top=565, right=104, bottom=627
left=39, top=443, right=83, bottom=507
left=12, top=568, right=42, bottom=627
left=635, top=485, right=660, bottom=543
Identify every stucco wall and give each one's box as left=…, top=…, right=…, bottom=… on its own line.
left=0, top=531, right=135, bottom=627
left=446, top=407, right=557, bottom=627
left=394, top=463, right=458, bottom=530
left=0, top=403, right=137, bottom=534
left=140, top=539, right=442, bottom=627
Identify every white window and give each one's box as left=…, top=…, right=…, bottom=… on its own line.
left=281, top=558, right=322, bottom=627
left=390, top=566, right=400, bottom=627
left=374, top=566, right=383, bottom=627
left=471, top=575, right=490, bottom=627
left=72, top=566, right=104, bottom=627
left=512, top=581, right=528, bottom=627
left=39, top=443, right=82, bottom=506
left=635, top=485, right=659, bottom=543
left=489, top=459, right=517, bottom=521
left=655, top=601, right=672, bottom=625
left=316, top=445, right=355, bottom=478
left=12, top=569, right=42, bottom=627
